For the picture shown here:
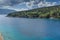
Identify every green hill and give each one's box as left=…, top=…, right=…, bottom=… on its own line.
left=7, top=5, right=60, bottom=18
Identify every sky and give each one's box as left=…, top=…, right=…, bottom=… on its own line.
left=0, top=0, right=60, bottom=11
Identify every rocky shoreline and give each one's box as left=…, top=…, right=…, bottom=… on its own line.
left=0, top=33, right=3, bottom=40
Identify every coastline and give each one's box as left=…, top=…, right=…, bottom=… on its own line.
left=0, top=33, right=4, bottom=40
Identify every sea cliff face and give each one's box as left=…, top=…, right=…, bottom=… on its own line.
left=7, top=5, right=60, bottom=18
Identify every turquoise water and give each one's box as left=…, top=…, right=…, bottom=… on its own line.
left=0, top=15, right=60, bottom=40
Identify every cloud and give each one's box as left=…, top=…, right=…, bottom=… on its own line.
left=26, top=0, right=38, bottom=9
left=0, top=0, right=60, bottom=11
left=0, top=0, right=39, bottom=9
left=25, top=0, right=59, bottom=9
left=0, top=0, right=11, bottom=6
left=26, top=2, right=34, bottom=9
left=38, top=1, right=57, bottom=7
left=0, top=0, right=38, bottom=6
left=0, top=6, right=28, bottom=11
left=0, top=0, right=59, bottom=6
left=0, top=0, right=25, bottom=6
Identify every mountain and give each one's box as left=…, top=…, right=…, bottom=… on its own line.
left=7, top=5, right=60, bottom=18
left=0, top=9, right=15, bottom=14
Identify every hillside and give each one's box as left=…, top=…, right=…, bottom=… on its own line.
left=7, top=5, right=60, bottom=18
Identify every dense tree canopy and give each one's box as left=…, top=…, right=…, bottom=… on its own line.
left=7, top=5, right=60, bottom=18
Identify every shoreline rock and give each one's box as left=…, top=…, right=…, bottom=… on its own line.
left=0, top=33, right=4, bottom=40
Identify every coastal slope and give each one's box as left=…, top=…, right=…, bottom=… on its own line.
left=7, top=5, right=60, bottom=18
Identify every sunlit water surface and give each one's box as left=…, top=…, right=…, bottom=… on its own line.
left=0, top=15, right=60, bottom=40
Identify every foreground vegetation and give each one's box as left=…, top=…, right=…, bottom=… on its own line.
left=7, top=5, right=60, bottom=18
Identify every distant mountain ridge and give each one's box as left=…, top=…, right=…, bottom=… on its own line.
left=0, top=9, right=15, bottom=14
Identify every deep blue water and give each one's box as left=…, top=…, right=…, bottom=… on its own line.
left=0, top=15, right=60, bottom=40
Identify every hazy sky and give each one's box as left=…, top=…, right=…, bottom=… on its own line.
left=0, top=0, right=60, bottom=11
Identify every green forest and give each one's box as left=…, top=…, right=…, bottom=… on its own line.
left=7, top=5, right=60, bottom=18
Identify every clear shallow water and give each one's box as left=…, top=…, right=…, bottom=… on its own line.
left=0, top=15, right=60, bottom=40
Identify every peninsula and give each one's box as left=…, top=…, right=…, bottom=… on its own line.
left=7, top=5, right=60, bottom=18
